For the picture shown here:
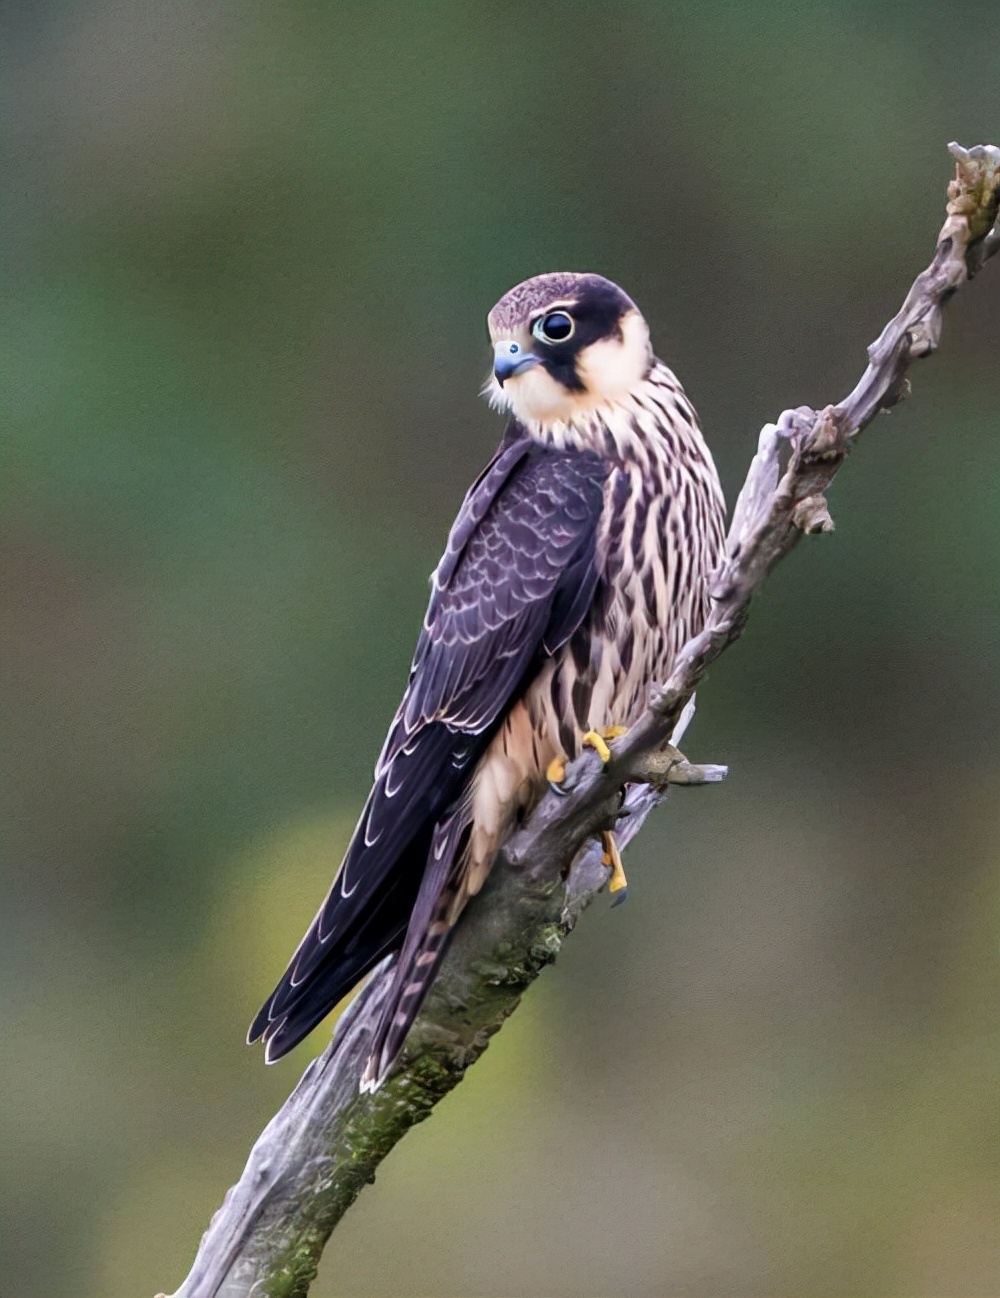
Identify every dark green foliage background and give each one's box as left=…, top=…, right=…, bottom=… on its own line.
left=3, top=3, right=998, bottom=1294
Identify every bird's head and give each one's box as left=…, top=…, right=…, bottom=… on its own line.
left=485, top=272, right=653, bottom=427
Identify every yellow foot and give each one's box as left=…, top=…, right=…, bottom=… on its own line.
left=549, top=728, right=628, bottom=792
left=582, top=730, right=613, bottom=765
left=601, top=829, right=629, bottom=903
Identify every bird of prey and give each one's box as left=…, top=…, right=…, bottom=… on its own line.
left=249, top=272, right=726, bottom=1089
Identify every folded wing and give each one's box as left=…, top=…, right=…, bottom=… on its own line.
left=249, top=435, right=609, bottom=1062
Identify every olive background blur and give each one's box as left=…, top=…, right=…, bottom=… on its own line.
left=4, top=4, right=998, bottom=1296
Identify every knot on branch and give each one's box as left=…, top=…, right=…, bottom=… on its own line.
left=792, top=494, right=835, bottom=534
left=799, top=406, right=844, bottom=460
left=907, top=313, right=944, bottom=358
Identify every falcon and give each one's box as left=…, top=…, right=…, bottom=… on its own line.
left=249, top=272, right=727, bottom=1089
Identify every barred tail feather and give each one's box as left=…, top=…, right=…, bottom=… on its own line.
left=360, top=807, right=471, bottom=1091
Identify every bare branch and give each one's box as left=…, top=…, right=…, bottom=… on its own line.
left=163, top=142, right=1000, bottom=1298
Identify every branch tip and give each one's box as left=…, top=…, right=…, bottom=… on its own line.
left=669, top=760, right=729, bottom=785
left=947, top=142, right=1000, bottom=244
left=630, top=743, right=728, bottom=787
left=792, top=493, right=835, bottom=535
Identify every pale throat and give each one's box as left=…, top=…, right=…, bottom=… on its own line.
left=487, top=310, right=653, bottom=433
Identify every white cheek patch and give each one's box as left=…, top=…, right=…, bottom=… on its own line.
left=575, top=311, right=651, bottom=403
left=505, top=365, right=581, bottom=424
left=482, top=363, right=581, bottom=424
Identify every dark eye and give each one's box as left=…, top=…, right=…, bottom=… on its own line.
left=532, top=311, right=575, bottom=344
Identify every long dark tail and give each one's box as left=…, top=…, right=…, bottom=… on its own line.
left=250, top=884, right=418, bottom=1063
left=247, top=824, right=432, bottom=1063
left=360, top=806, right=471, bottom=1090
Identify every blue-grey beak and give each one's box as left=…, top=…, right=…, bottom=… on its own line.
left=493, top=341, right=540, bottom=385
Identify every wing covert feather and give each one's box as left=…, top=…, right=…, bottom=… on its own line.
left=388, top=444, right=609, bottom=751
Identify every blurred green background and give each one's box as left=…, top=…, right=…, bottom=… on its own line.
left=3, top=2, right=998, bottom=1295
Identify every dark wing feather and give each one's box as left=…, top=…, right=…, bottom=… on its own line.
left=249, top=437, right=609, bottom=1060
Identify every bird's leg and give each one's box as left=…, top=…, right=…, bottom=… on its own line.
left=544, top=728, right=630, bottom=898
left=548, top=726, right=629, bottom=793
left=581, top=726, right=628, bottom=765
left=581, top=731, right=612, bottom=763
left=601, top=829, right=629, bottom=904
left=583, top=729, right=629, bottom=900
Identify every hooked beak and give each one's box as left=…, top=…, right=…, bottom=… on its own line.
left=493, top=340, right=540, bottom=385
